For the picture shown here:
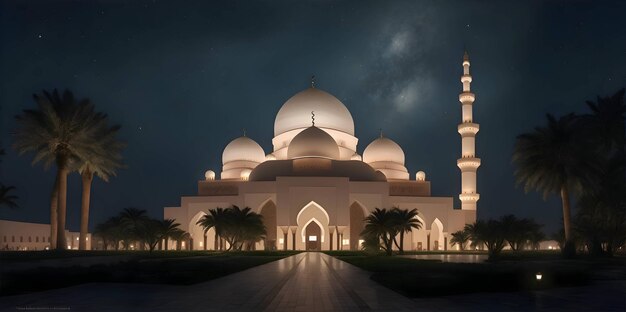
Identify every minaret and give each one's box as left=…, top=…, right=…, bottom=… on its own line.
left=457, top=51, right=480, bottom=210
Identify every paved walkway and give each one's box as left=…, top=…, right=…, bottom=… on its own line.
left=1, top=252, right=624, bottom=312
left=0, top=252, right=416, bottom=312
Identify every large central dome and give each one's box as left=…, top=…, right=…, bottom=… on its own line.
left=274, top=87, right=355, bottom=136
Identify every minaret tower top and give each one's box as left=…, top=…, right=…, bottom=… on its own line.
left=457, top=51, right=481, bottom=210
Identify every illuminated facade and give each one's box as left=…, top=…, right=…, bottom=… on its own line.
left=164, top=53, right=478, bottom=251
left=0, top=220, right=91, bottom=251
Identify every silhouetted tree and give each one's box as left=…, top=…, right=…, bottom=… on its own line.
left=513, top=113, right=597, bottom=257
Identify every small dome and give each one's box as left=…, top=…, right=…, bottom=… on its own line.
left=204, top=170, right=216, bottom=181
left=274, top=87, right=355, bottom=137
left=222, top=136, right=265, bottom=165
left=265, top=153, right=276, bottom=161
left=363, top=136, right=405, bottom=165
left=416, top=171, right=426, bottom=181
left=287, top=126, right=340, bottom=159
left=351, top=153, right=362, bottom=161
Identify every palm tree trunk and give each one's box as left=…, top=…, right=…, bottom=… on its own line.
left=49, top=179, right=58, bottom=250
left=79, top=170, right=93, bottom=250
left=560, top=185, right=572, bottom=242
left=55, top=157, right=69, bottom=250
left=165, top=238, right=169, bottom=250
left=399, top=231, right=405, bottom=254
left=214, top=232, right=218, bottom=251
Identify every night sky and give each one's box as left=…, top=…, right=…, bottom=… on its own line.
left=1, top=1, right=625, bottom=234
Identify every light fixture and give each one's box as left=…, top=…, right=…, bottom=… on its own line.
left=536, top=273, right=542, bottom=281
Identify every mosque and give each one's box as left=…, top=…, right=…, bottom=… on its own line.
left=163, top=52, right=481, bottom=251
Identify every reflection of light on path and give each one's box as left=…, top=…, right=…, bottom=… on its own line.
left=400, top=254, right=488, bottom=263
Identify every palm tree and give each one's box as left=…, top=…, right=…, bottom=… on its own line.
left=391, top=208, right=421, bottom=254
left=361, top=208, right=396, bottom=256
left=197, top=210, right=219, bottom=250
left=0, top=184, right=18, bottom=209
left=513, top=113, right=597, bottom=256
left=159, top=219, right=181, bottom=251
left=14, top=90, right=105, bottom=249
left=170, top=229, right=190, bottom=251
left=77, top=122, right=124, bottom=250
left=583, top=89, right=626, bottom=157
left=137, top=218, right=176, bottom=252
left=94, top=216, right=125, bottom=250
left=450, top=229, right=470, bottom=251
left=221, top=206, right=265, bottom=251
left=466, top=220, right=507, bottom=259
left=120, top=207, right=149, bottom=249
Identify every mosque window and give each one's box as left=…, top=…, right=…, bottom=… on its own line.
left=28, top=236, right=32, bottom=242
left=20, top=236, right=23, bottom=242
left=12, top=236, right=15, bottom=242
left=36, top=237, right=39, bottom=243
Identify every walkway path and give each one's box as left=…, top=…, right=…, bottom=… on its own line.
left=0, top=252, right=417, bottom=312
left=2, top=253, right=624, bottom=311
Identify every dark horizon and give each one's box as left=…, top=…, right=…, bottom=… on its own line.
left=1, top=0, right=625, bottom=234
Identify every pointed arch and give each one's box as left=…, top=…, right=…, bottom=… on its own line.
left=296, top=201, right=330, bottom=245
left=296, top=201, right=330, bottom=224
left=349, top=202, right=366, bottom=250
left=259, top=200, right=277, bottom=250
left=300, top=218, right=325, bottom=243
left=431, top=218, right=444, bottom=251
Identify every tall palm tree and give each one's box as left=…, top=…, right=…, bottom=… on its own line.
left=584, top=89, right=626, bottom=157
left=14, top=90, right=105, bottom=250
left=361, top=208, right=395, bottom=256
left=0, top=184, right=18, bottom=209
left=450, top=229, right=470, bottom=251
left=391, top=208, right=421, bottom=254
left=77, top=123, right=124, bottom=250
left=513, top=113, right=597, bottom=255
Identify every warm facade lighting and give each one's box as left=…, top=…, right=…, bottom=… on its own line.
left=536, top=273, right=542, bottom=281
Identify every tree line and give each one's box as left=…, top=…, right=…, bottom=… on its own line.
left=94, top=208, right=182, bottom=251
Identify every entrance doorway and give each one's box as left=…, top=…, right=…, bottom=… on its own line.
left=305, top=221, right=321, bottom=251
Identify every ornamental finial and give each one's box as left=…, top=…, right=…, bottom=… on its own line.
left=311, top=75, right=316, bottom=88
left=311, top=111, right=315, bottom=126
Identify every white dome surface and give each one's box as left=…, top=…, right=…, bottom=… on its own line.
left=363, top=136, right=405, bottom=165
left=222, top=136, right=266, bottom=165
left=274, top=88, right=355, bottom=136
left=287, top=126, right=340, bottom=159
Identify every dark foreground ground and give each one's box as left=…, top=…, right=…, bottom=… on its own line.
left=326, top=250, right=626, bottom=298
left=0, top=250, right=299, bottom=296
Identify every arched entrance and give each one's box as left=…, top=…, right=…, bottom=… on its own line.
left=305, top=221, right=321, bottom=251
left=349, top=202, right=366, bottom=250
left=259, top=200, right=277, bottom=250
left=189, top=211, right=217, bottom=251
left=297, top=201, right=330, bottom=250
left=431, top=218, right=444, bottom=251
left=410, top=215, right=427, bottom=251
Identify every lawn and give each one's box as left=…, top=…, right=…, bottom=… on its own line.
left=327, top=251, right=625, bottom=298
left=0, top=250, right=300, bottom=296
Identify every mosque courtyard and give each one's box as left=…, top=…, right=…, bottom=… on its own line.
left=1, top=252, right=624, bottom=311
